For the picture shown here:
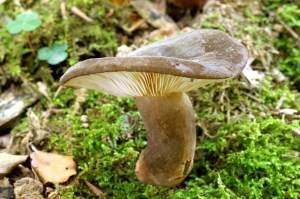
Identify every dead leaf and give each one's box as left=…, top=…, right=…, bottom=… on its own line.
left=30, top=151, right=76, bottom=184
left=241, top=58, right=264, bottom=87
left=0, top=153, right=28, bottom=178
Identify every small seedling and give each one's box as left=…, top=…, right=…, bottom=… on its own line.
left=6, top=12, right=41, bottom=34
left=38, top=43, right=68, bottom=65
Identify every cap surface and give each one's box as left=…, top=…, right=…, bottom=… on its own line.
left=60, top=29, right=248, bottom=97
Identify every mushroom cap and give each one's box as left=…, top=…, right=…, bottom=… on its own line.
left=60, top=29, right=248, bottom=97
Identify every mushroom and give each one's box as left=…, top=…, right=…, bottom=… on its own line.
left=60, top=29, right=248, bottom=186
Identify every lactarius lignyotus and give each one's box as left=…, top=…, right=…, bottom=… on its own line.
left=60, top=29, right=248, bottom=186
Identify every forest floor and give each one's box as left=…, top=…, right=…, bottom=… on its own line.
left=0, top=0, right=300, bottom=198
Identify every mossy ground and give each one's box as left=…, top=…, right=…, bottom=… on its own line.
left=1, top=0, right=300, bottom=198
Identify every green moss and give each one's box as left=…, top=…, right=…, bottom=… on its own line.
left=45, top=80, right=300, bottom=198
left=0, top=0, right=120, bottom=85
left=263, top=1, right=300, bottom=89
left=5, top=0, right=300, bottom=198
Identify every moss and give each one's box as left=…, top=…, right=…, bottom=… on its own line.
left=5, top=0, right=300, bottom=198
left=0, top=0, right=121, bottom=86
left=44, top=76, right=300, bottom=198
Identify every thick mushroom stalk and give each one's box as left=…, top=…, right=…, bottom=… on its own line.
left=134, top=92, right=195, bottom=186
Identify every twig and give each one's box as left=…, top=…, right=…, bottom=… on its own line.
left=240, top=91, right=261, bottom=103
left=29, top=142, right=39, bottom=152
left=69, top=168, right=88, bottom=186
left=60, top=0, right=67, bottom=19
left=53, top=86, right=63, bottom=99
left=282, top=150, right=300, bottom=161
left=291, top=129, right=300, bottom=139
left=71, top=6, right=93, bottom=23
left=197, top=122, right=218, bottom=139
left=127, top=19, right=146, bottom=33
left=270, top=111, right=300, bottom=119
left=275, top=93, right=286, bottom=110
left=84, top=180, right=106, bottom=199
left=278, top=19, right=300, bottom=41
left=25, top=34, right=36, bottom=56
left=282, top=154, right=300, bottom=161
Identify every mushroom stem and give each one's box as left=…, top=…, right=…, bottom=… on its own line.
left=134, top=92, right=196, bottom=186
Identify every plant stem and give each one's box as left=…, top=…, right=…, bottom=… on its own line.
left=25, top=34, right=36, bottom=56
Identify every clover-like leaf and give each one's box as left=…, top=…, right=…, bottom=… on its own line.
left=6, top=12, right=41, bottom=34
left=37, top=43, right=68, bottom=65
left=6, top=21, right=22, bottom=34
left=37, top=47, right=52, bottom=60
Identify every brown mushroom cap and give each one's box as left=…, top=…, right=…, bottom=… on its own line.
left=60, top=29, right=248, bottom=97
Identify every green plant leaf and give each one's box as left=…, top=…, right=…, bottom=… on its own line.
left=37, top=43, right=68, bottom=65
left=37, top=47, right=52, bottom=60
left=48, top=52, right=68, bottom=65
left=6, top=12, right=41, bottom=34
left=6, top=21, right=23, bottom=34
left=52, top=43, right=68, bottom=52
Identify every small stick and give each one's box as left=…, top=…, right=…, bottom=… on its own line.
left=60, top=0, right=67, bottom=19
left=128, top=19, right=146, bottom=33
left=197, top=122, right=218, bottom=139
left=71, top=6, right=93, bottom=23
left=291, top=129, right=300, bottom=139
left=278, top=19, right=300, bottom=41
left=84, top=180, right=106, bottom=199
left=25, top=34, right=36, bottom=56
left=29, top=142, right=39, bottom=153
left=241, top=91, right=261, bottom=103
left=53, top=86, right=63, bottom=99
left=275, top=93, right=286, bottom=110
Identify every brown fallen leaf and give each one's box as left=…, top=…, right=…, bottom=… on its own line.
left=0, top=153, right=28, bottom=178
left=30, top=151, right=77, bottom=184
